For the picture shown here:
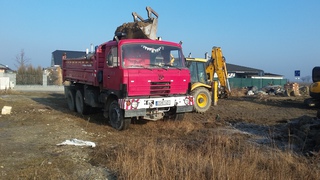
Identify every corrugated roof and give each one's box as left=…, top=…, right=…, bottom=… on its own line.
left=226, top=63, right=263, bottom=73
left=263, top=73, right=283, bottom=77
left=0, top=64, right=7, bottom=69
left=52, top=50, right=86, bottom=66
left=226, top=63, right=284, bottom=77
left=0, top=63, right=14, bottom=73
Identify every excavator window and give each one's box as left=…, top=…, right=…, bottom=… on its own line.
left=189, top=61, right=207, bottom=84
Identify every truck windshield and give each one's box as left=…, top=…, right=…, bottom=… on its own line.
left=121, top=44, right=184, bottom=69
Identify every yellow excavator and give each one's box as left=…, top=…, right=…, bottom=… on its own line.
left=305, top=67, right=320, bottom=107
left=185, top=47, right=231, bottom=113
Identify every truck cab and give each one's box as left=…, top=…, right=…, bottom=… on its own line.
left=100, top=39, right=188, bottom=96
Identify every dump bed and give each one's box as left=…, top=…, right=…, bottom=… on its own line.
left=62, top=54, right=100, bottom=86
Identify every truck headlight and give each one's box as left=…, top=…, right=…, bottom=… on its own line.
left=184, top=98, right=190, bottom=105
left=131, top=101, right=139, bottom=108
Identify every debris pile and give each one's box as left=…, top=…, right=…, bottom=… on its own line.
left=246, top=85, right=284, bottom=96
left=244, top=83, right=309, bottom=97
left=284, top=83, right=301, bottom=96
left=285, top=115, right=320, bottom=155
left=261, top=85, right=284, bottom=95
left=114, top=6, right=158, bottom=40
left=232, top=115, right=320, bottom=155
left=115, top=21, right=153, bottom=39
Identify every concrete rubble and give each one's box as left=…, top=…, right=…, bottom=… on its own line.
left=1, top=106, right=12, bottom=115
left=245, top=83, right=309, bottom=96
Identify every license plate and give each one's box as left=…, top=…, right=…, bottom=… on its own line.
left=155, top=100, right=171, bottom=106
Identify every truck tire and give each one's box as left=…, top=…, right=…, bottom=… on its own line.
left=75, top=90, right=90, bottom=115
left=109, top=100, right=130, bottom=130
left=66, top=89, right=76, bottom=112
left=192, top=87, right=212, bottom=113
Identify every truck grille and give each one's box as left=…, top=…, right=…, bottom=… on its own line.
left=150, top=82, right=171, bottom=95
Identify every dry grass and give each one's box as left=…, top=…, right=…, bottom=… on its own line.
left=2, top=92, right=319, bottom=179
left=0, top=89, right=20, bottom=95
left=91, top=121, right=320, bottom=180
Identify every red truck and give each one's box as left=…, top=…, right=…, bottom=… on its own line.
left=62, top=7, right=194, bottom=130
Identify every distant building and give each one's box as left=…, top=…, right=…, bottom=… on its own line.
left=226, top=63, right=284, bottom=79
left=225, top=63, right=286, bottom=88
left=0, top=63, right=16, bottom=89
left=0, top=64, right=15, bottom=73
left=51, top=50, right=86, bottom=66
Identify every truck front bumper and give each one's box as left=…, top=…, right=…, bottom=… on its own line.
left=119, top=95, right=194, bottom=118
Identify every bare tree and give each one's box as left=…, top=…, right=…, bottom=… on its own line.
left=15, top=49, right=30, bottom=69
left=15, top=49, right=43, bottom=85
left=301, top=76, right=312, bottom=82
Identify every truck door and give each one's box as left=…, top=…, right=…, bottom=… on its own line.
left=104, top=46, right=121, bottom=92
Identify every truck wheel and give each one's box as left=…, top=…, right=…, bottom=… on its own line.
left=75, top=90, right=90, bottom=115
left=109, top=100, right=130, bottom=130
left=192, top=87, right=211, bottom=113
left=66, top=89, right=76, bottom=112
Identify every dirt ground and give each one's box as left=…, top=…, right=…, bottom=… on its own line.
left=0, top=90, right=318, bottom=179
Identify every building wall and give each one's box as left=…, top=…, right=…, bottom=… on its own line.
left=229, top=78, right=288, bottom=89
left=0, top=72, right=16, bottom=88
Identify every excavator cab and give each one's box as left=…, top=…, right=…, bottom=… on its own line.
left=186, top=58, right=210, bottom=85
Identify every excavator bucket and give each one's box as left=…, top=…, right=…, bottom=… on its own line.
left=115, top=6, right=159, bottom=40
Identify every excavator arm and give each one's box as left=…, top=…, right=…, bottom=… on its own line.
left=206, top=47, right=231, bottom=98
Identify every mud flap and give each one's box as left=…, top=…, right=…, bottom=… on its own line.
left=176, top=105, right=194, bottom=113
left=124, top=109, right=146, bottom=117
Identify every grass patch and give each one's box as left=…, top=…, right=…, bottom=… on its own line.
left=91, top=128, right=320, bottom=180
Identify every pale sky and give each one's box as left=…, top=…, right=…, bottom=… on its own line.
left=1, top=0, right=319, bottom=81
